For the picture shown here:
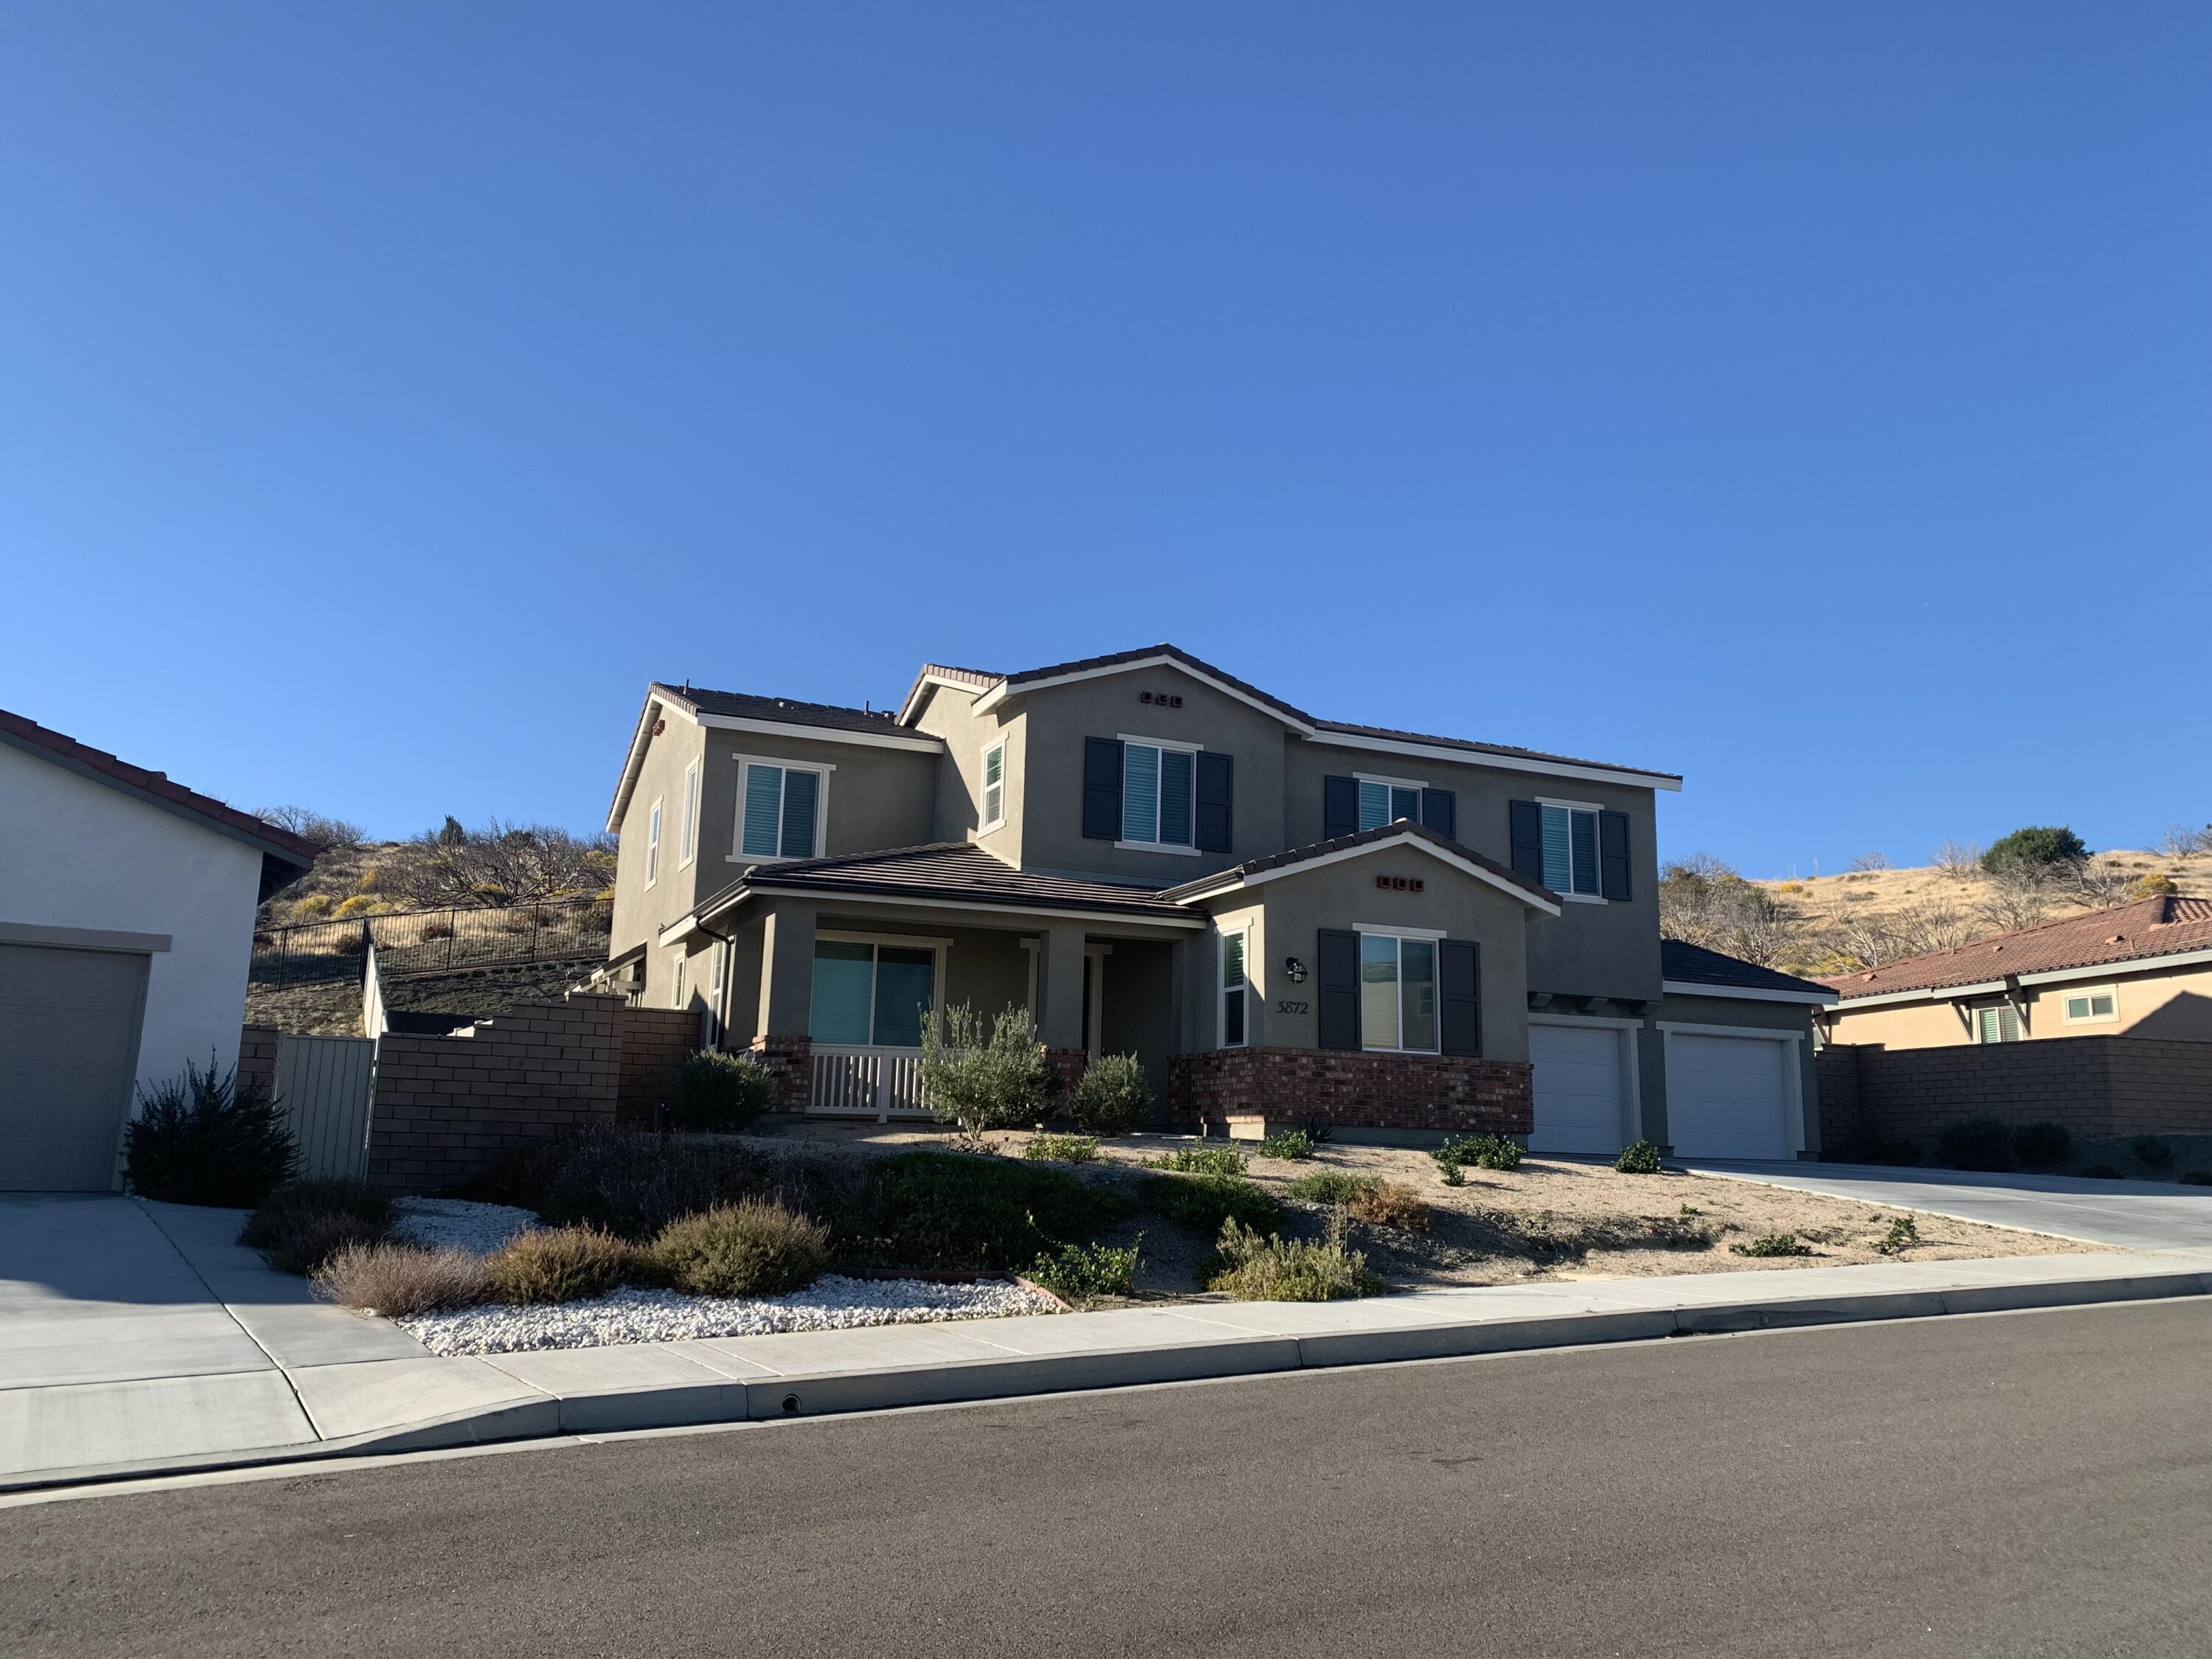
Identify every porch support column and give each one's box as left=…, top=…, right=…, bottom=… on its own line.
left=757, top=902, right=818, bottom=1039
left=1037, top=922, right=1086, bottom=1054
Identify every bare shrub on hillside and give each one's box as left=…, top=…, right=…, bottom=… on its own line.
left=1885, top=898, right=1982, bottom=959
left=2073, top=856, right=2137, bottom=911
left=1932, top=841, right=1985, bottom=883
left=255, top=804, right=369, bottom=852
left=393, top=818, right=616, bottom=909
left=1978, top=863, right=2055, bottom=934
left=1846, top=851, right=1891, bottom=872
left=2162, top=824, right=2212, bottom=858
left=1658, top=855, right=1792, bottom=967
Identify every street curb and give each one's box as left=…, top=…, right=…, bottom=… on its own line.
left=7, top=1265, right=2208, bottom=1495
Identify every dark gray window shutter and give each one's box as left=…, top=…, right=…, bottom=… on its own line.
left=1316, top=928, right=1360, bottom=1050
left=1509, top=800, right=1544, bottom=885
left=1439, top=939, right=1481, bottom=1057
left=1571, top=810, right=1599, bottom=895
left=1419, top=788, right=1456, bottom=841
left=1599, top=810, right=1632, bottom=901
left=1324, top=775, right=1360, bottom=840
left=1194, top=751, right=1234, bottom=852
left=1082, top=738, right=1123, bottom=841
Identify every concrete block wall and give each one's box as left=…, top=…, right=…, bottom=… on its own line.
left=237, top=1023, right=280, bottom=1104
left=1169, top=1048, right=1534, bottom=1137
left=618, top=1006, right=699, bottom=1127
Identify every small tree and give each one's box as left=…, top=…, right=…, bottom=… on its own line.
left=1981, top=826, right=2088, bottom=874
left=1071, top=1053, right=1155, bottom=1136
left=667, top=1049, right=775, bottom=1133
left=1978, top=862, right=2056, bottom=933
left=918, top=1002, right=1062, bottom=1135
left=1932, top=841, right=1985, bottom=882
left=125, top=1057, right=296, bottom=1206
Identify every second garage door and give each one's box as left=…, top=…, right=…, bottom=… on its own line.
left=1528, top=1023, right=1627, bottom=1155
left=0, top=943, right=149, bottom=1192
left=1666, top=1032, right=1792, bottom=1161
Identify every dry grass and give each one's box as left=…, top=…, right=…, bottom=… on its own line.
left=313, top=1242, right=490, bottom=1316
left=1347, top=1179, right=1432, bottom=1232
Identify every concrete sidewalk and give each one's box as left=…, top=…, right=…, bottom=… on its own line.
left=8, top=1207, right=2212, bottom=1492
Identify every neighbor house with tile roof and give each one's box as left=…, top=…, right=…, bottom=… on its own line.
left=602, top=645, right=1828, bottom=1157
left=1818, top=894, right=2212, bottom=1048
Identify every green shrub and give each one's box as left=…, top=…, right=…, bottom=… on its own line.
left=667, top=1049, right=775, bottom=1133
left=2180, top=1170, right=2212, bottom=1187
left=1935, top=1118, right=2014, bottom=1172
left=1026, top=1238, right=1140, bottom=1306
left=1023, top=1133, right=1101, bottom=1164
left=855, top=1151, right=1133, bottom=1271
left=1842, top=1130, right=1921, bottom=1166
left=1069, top=1053, right=1154, bottom=1136
left=1981, top=826, right=2089, bottom=873
left=484, top=1225, right=645, bottom=1304
left=1731, top=1233, right=1813, bottom=1258
left=313, top=1242, right=490, bottom=1317
left=1141, top=1172, right=1283, bottom=1236
left=2132, top=1135, right=2175, bottom=1169
left=1203, top=1216, right=1383, bottom=1301
left=1284, top=1171, right=1377, bottom=1204
left=124, top=1057, right=296, bottom=1206
left=653, top=1201, right=828, bottom=1297
left=486, top=1129, right=864, bottom=1243
left=1613, top=1141, right=1664, bottom=1175
left=2079, top=1163, right=2125, bottom=1180
left=2012, top=1121, right=2072, bottom=1169
left=1148, top=1144, right=1248, bottom=1177
left=1873, top=1214, right=1919, bottom=1256
left=239, top=1180, right=396, bottom=1275
left=1432, top=1133, right=1520, bottom=1178
left=1256, top=1128, right=1318, bottom=1161
left=1639, top=1214, right=1717, bottom=1249
left=1438, top=1163, right=1466, bottom=1187
left=918, top=1002, right=1062, bottom=1134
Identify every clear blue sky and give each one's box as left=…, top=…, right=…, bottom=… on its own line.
left=4, top=4, right=2206, bottom=876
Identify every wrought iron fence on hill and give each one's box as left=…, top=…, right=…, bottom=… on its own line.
left=251, top=897, right=613, bottom=988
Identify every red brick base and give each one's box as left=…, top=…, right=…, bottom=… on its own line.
left=748, top=1034, right=813, bottom=1113
left=1169, top=1048, right=1533, bottom=1136
left=1043, top=1048, right=1088, bottom=1096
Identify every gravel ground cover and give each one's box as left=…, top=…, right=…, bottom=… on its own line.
left=400, top=1276, right=1059, bottom=1356
left=394, top=1197, right=540, bottom=1255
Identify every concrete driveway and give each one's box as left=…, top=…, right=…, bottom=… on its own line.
left=1683, top=1161, right=2212, bottom=1252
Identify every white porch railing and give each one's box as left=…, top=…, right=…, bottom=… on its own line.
left=808, top=1045, right=931, bottom=1121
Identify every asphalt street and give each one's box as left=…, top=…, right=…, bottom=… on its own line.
left=7, top=1299, right=2211, bottom=1658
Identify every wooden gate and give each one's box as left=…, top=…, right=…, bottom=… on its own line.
left=275, top=1033, right=376, bottom=1181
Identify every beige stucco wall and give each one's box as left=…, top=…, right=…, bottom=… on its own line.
left=1826, top=962, right=2212, bottom=1049
left=914, top=685, right=1023, bottom=860
left=608, top=706, right=709, bottom=973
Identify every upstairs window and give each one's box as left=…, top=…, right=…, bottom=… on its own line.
left=981, top=741, right=1006, bottom=832
left=1538, top=801, right=1601, bottom=897
left=645, top=798, right=663, bottom=888
left=738, top=760, right=827, bottom=860
left=2062, top=989, right=2117, bottom=1025
left=679, top=759, right=701, bottom=868
left=1356, top=777, right=1423, bottom=832
left=1121, top=740, right=1196, bottom=851
left=1975, top=1005, right=2023, bottom=1044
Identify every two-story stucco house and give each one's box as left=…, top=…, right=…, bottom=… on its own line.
left=602, top=645, right=1823, bottom=1157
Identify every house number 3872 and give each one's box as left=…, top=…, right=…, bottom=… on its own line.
left=1275, top=1000, right=1309, bottom=1015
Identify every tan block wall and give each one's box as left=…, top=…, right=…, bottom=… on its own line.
left=237, top=1023, right=280, bottom=1103
left=618, top=1005, right=700, bottom=1127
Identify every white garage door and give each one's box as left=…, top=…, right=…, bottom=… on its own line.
left=1528, top=1023, right=1626, bottom=1155
left=0, top=944, right=149, bottom=1192
left=1667, top=1034, right=1792, bottom=1161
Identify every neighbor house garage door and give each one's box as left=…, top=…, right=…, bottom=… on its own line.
left=0, top=944, right=149, bottom=1191
left=1528, top=1023, right=1627, bottom=1155
left=1666, top=1033, right=1792, bottom=1161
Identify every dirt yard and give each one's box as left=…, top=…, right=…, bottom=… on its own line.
left=742, top=1119, right=2105, bottom=1296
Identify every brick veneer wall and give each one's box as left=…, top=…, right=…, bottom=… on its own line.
left=1169, top=1048, right=1534, bottom=1136
left=1818, top=1037, right=2212, bottom=1153
left=618, top=1006, right=698, bottom=1127
left=237, top=1023, right=280, bottom=1103
left=365, top=991, right=625, bottom=1193
left=748, top=1034, right=813, bottom=1113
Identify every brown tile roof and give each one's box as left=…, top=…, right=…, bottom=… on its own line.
left=0, top=706, right=319, bottom=884
left=1824, top=894, right=2212, bottom=1001
left=1158, top=820, right=1559, bottom=908
left=703, top=844, right=1197, bottom=922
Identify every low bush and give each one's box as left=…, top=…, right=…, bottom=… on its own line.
left=1026, top=1238, right=1141, bottom=1306
left=1069, top=1053, right=1154, bottom=1136
left=1613, top=1141, right=1664, bottom=1175
left=2132, top=1135, right=2175, bottom=1169
left=124, top=1057, right=296, bottom=1207
left=1147, top=1144, right=1248, bottom=1177
left=1349, top=1180, right=1431, bottom=1232
left=1023, top=1133, right=1101, bottom=1164
left=1431, top=1133, right=1520, bottom=1180
left=239, top=1180, right=396, bottom=1275
left=313, top=1242, right=490, bottom=1317
left=667, top=1049, right=775, bottom=1133
left=1731, top=1233, right=1813, bottom=1258
left=1841, top=1130, right=1921, bottom=1167
left=1203, top=1217, right=1383, bottom=1301
left=2079, top=1164, right=2125, bottom=1180
left=1639, top=1214, right=1717, bottom=1249
left=854, top=1152, right=1132, bottom=1271
left=2180, top=1170, right=2212, bottom=1187
left=653, top=1201, right=828, bottom=1298
left=485, top=1224, right=645, bottom=1304
left=1141, top=1172, right=1283, bottom=1237
left=1935, top=1118, right=2015, bottom=1172
left=919, top=1002, right=1062, bottom=1134
left=487, top=1129, right=866, bottom=1245
left=1255, top=1128, right=1318, bottom=1161
left=1284, top=1171, right=1376, bottom=1205
left=2012, top=1121, right=2072, bottom=1170
left=1873, top=1214, right=1919, bottom=1256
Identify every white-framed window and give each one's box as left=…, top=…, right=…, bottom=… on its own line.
left=1537, top=799, right=1604, bottom=900
left=670, top=949, right=686, bottom=1009
left=1355, top=773, right=1425, bottom=832
left=809, top=936, right=942, bottom=1048
left=645, top=797, right=663, bottom=888
left=2062, top=987, right=2118, bottom=1025
left=735, top=757, right=832, bottom=862
left=1358, top=926, right=1439, bottom=1052
left=980, top=740, right=1006, bottom=832
left=1974, top=1004, right=2022, bottom=1044
left=678, top=759, right=701, bottom=868
left=1220, top=928, right=1249, bottom=1049
left=1118, top=735, right=1200, bottom=853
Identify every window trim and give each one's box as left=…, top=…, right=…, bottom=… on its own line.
left=645, top=796, right=664, bottom=889
left=1535, top=796, right=1608, bottom=905
left=678, top=759, right=701, bottom=869
left=979, top=740, right=1006, bottom=834
left=2060, top=987, right=2118, bottom=1026
left=1972, top=1002, right=2023, bottom=1044
left=1352, top=922, right=1441, bottom=1054
left=1114, top=732, right=1203, bottom=853
left=1352, top=771, right=1428, bottom=833
left=669, top=947, right=685, bottom=1009
left=727, top=753, right=835, bottom=864
left=1219, top=925, right=1251, bottom=1051
left=810, top=931, right=952, bottom=1049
